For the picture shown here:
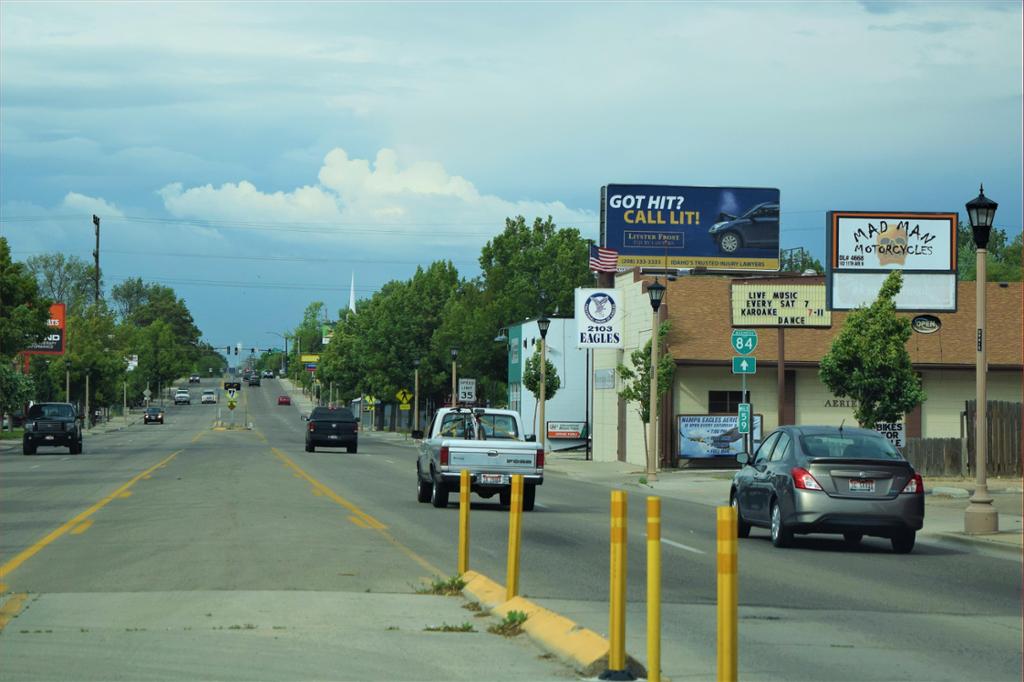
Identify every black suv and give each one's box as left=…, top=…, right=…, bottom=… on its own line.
left=23, top=402, right=83, bottom=455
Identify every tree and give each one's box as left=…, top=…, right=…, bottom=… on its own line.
left=522, top=343, right=560, bottom=435
left=617, top=321, right=675, bottom=461
left=110, top=277, right=149, bottom=321
left=819, top=270, right=925, bottom=427
left=956, top=222, right=1022, bottom=281
left=780, top=248, right=824, bottom=274
left=0, top=366, right=34, bottom=431
left=25, top=253, right=100, bottom=315
left=0, top=237, right=50, bottom=361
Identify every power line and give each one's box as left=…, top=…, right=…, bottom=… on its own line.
left=11, top=248, right=477, bottom=266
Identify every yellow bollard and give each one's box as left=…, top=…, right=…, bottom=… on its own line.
left=647, top=497, right=661, bottom=682
left=717, top=505, right=738, bottom=682
left=604, top=490, right=628, bottom=677
left=458, top=469, right=470, bottom=575
left=505, top=474, right=524, bottom=601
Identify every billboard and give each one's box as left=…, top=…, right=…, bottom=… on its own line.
left=575, top=288, right=624, bottom=348
left=826, top=211, right=957, bottom=311
left=677, top=414, right=763, bottom=459
left=24, top=303, right=66, bottom=355
left=601, top=184, right=781, bottom=271
left=731, top=283, right=831, bottom=327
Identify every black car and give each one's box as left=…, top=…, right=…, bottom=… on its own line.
left=23, top=402, right=83, bottom=455
left=304, top=407, right=358, bottom=453
left=188, top=375, right=201, bottom=384
left=708, top=202, right=779, bottom=254
left=144, top=407, right=165, bottom=424
left=248, top=375, right=261, bottom=386
left=730, top=425, right=924, bottom=553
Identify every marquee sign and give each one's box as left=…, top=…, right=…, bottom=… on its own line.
left=731, top=284, right=831, bottom=327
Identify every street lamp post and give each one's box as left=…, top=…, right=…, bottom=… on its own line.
left=647, top=279, right=667, bottom=481
left=84, top=368, right=91, bottom=430
left=450, top=348, right=459, bottom=407
left=537, top=316, right=551, bottom=452
left=964, top=184, right=999, bottom=534
left=413, top=358, right=420, bottom=432
left=66, top=359, right=72, bottom=403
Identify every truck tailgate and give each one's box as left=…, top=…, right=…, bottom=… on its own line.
left=447, top=442, right=540, bottom=473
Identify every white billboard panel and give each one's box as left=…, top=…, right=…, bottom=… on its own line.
left=831, top=273, right=956, bottom=311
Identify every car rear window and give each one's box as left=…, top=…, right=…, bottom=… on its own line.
left=799, top=434, right=902, bottom=460
left=478, top=414, right=519, bottom=439
left=28, top=404, right=74, bottom=419
left=311, top=408, right=355, bottom=420
left=146, top=407, right=162, bottom=414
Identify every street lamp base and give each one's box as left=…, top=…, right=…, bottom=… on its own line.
left=964, top=500, right=999, bottom=534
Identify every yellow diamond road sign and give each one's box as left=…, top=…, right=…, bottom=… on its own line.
left=396, top=389, right=412, bottom=403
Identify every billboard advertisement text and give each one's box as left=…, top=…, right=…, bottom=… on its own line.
left=602, top=184, right=781, bottom=271
left=677, top=414, right=763, bottom=458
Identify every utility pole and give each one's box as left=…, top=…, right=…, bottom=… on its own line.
left=92, top=215, right=101, bottom=303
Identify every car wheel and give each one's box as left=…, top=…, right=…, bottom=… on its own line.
left=22, top=443, right=35, bottom=455
left=347, top=445, right=358, bottom=454
left=417, top=468, right=432, bottom=503
left=305, top=443, right=314, bottom=452
left=430, top=475, right=449, bottom=508
left=891, top=530, right=915, bottom=554
left=499, top=489, right=511, bottom=508
left=770, top=500, right=792, bottom=548
left=843, top=532, right=863, bottom=545
left=731, top=491, right=751, bottom=538
left=718, top=232, right=742, bottom=254
left=522, top=485, right=536, bottom=512
left=70, top=441, right=82, bottom=455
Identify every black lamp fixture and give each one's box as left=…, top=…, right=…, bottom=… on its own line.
left=537, top=316, right=551, bottom=340
left=648, top=279, right=667, bottom=312
left=966, top=184, right=998, bottom=249
left=450, top=347, right=458, bottom=360
left=494, top=327, right=508, bottom=343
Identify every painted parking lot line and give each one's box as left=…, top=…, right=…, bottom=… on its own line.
left=662, top=538, right=706, bottom=555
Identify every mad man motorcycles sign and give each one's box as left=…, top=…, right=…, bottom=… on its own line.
left=575, top=288, right=623, bottom=348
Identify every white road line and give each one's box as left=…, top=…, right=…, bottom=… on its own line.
left=661, top=538, right=706, bottom=555
left=30, top=465, right=40, bottom=469
left=534, top=502, right=550, bottom=509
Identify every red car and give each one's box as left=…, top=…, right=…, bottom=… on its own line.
left=277, top=395, right=291, bottom=406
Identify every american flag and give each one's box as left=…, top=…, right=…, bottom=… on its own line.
left=589, top=244, right=618, bottom=272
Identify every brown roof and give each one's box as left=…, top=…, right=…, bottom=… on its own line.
left=658, top=275, right=1023, bottom=368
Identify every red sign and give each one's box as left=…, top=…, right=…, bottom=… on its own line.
left=25, top=303, right=66, bottom=355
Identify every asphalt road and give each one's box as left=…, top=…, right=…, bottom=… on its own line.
left=2, top=380, right=1021, bottom=681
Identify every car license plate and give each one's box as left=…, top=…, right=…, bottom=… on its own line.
left=328, top=434, right=338, bottom=440
left=480, top=474, right=505, bottom=485
left=45, top=435, right=54, bottom=440
left=849, top=479, right=875, bottom=492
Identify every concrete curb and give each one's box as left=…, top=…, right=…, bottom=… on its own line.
left=930, top=531, right=1024, bottom=557
left=461, top=570, right=646, bottom=679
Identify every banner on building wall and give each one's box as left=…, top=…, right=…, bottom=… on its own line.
left=677, top=414, right=763, bottom=458
left=731, top=284, right=831, bottom=327
left=547, top=421, right=587, bottom=439
left=575, top=288, right=623, bottom=348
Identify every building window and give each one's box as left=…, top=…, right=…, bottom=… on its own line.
left=708, top=390, right=750, bottom=413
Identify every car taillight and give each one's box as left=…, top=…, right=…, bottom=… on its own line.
left=791, top=467, right=823, bottom=491
left=308, top=422, right=315, bottom=432
left=536, top=448, right=544, bottom=469
left=901, top=473, right=923, bottom=494
left=440, top=446, right=449, bottom=467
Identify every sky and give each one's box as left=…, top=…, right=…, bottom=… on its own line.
left=1, top=0, right=1021, bottom=353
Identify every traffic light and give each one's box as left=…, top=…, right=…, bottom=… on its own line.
left=234, top=347, right=239, bottom=355
left=250, top=347, right=255, bottom=354
left=225, top=346, right=230, bottom=355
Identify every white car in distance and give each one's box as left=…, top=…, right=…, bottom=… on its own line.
left=201, top=390, right=217, bottom=404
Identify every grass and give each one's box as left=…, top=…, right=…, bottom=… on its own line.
left=462, top=601, right=483, bottom=612
left=0, top=429, right=24, bottom=441
left=488, top=610, right=528, bottom=637
left=424, top=622, right=475, bottom=633
left=416, top=575, right=466, bottom=596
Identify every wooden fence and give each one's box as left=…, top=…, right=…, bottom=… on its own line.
left=902, top=401, right=1021, bottom=477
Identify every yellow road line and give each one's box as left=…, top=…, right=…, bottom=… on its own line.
left=70, top=520, right=94, bottom=535
left=0, top=451, right=179, bottom=582
left=0, top=593, right=29, bottom=632
left=270, top=447, right=443, bottom=576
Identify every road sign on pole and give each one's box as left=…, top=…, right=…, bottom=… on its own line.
left=458, top=378, right=476, bottom=403
left=732, top=357, right=757, bottom=374
left=738, top=403, right=751, bottom=434
left=731, top=329, right=758, bottom=355
left=396, top=389, right=413, bottom=403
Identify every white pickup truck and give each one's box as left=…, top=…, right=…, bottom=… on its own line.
left=414, top=407, right=544, bottom=511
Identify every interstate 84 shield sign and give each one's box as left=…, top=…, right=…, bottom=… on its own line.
left=575, top=288, right=623, bottom=348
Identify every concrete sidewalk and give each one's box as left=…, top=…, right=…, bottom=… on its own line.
left=543, top=452, right=1024, bottom=554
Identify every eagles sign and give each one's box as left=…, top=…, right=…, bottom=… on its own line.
left=575, top=288, right=623, bottom=348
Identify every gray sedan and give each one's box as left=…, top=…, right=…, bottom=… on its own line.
left=730, top=425, right=924, bottom=553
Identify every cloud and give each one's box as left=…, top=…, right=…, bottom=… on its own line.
left=158, top=147, right=595, bottom=251
left=61, top=191, right=124, bottom=218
